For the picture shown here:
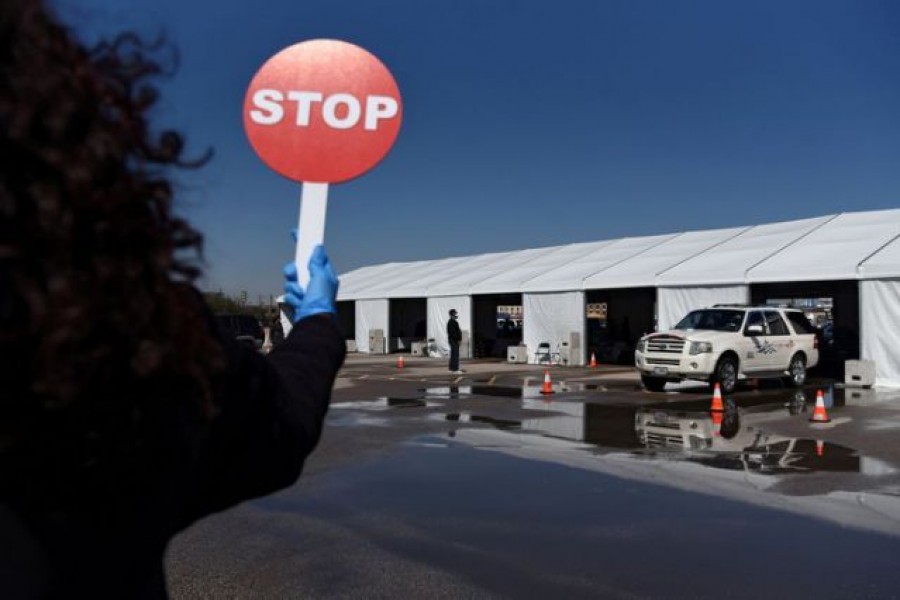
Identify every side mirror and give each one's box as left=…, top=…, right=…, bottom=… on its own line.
left=745, top=324, right=764, bottom=336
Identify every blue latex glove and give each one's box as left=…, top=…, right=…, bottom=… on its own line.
left=283, top=244, right=339, bottom=324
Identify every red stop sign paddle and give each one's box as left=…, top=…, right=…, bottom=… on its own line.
left=243, top=39, right=402, bottom=296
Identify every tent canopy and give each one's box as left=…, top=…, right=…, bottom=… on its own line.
left=655, top=216, right=834, bottom=287
left=337, top=209, right=900, bottom=299
left=582, top=227, right=749, bottom=290
left=746, top=210, right=900, bottom=283
left=859, top=234, right=900, bottom=280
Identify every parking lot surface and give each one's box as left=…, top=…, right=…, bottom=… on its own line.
left=168, top=355, right=900, bottom=598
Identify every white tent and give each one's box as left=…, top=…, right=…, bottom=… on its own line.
left=745, top=210, right=900, bottom=283
left=338, top=263, right=400, bottom=301
left=582, top=227, right=750, bottom=290
left=337, top=209, right=900, bottom=387
left=355, top=299, right=389, bottom=353
left=428, top=296, right=472, bottom=359
left=521, top=235, right=675, bottom=293
left=859, top=233, right=900, bottom=387
left=523, top=291, right=586, bottom=365
left=654, top=216, right=833, bottom=330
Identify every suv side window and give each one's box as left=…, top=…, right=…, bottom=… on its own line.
left=744, top=311, right=766, bottom=336
left=764, top=311, right=790, bottom=336
left=785, top=311, right=816, bottom=335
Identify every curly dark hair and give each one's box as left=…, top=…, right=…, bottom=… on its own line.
left=0, top=0, right=224, bottom=463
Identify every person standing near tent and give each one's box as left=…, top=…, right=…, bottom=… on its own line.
left=447, top=309, right=463, bottom=373
left=0, top=0, right=344, bottom=596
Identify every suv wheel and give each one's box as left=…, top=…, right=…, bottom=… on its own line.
left=641, top=375, right=667, bottom=392
left=712, top=356, right=738, bottom=395
left=785, top=353, right=807, bottom=387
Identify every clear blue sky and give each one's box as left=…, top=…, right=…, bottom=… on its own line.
left=57, top=0, right=900, bottom=299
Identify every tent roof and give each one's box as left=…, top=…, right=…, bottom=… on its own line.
left=859, top=232, right=900, bottom=280
left=469, top=241, right=607, bottom=295
left=583, top=227, right=750, bottom=289
left=521, top=236, right=674, bottom=292
left=745, top=210, right=900, bottom=283
left=655, top=215, right=835, bottom=287
left=337, top=209, right=900, bottom=300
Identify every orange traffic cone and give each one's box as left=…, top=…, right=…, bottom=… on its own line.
left=397, top=355, right=405, bottom=369
left=589, top=353, right=598, bottom=368
left=816, top=440, right=825, bottom=457
left=810, top=389, right=831, bottom=423
left=710, top=383, right=724, bottom=412
left=711, top=410, right=723, bottom=437
left=540, top=370, right=554, bottom=395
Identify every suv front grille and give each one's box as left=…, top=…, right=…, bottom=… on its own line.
left=642, top=432, right=685, bottom=448
left=646, top=421, right=680, bottom=430
left=647, top=339, right=685, bottom=354
left=646, top=358, right=680, bottom=366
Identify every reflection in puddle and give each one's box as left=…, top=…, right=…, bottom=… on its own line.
left=633, top=401, right=862, bottom=472
left=445, top=412, right=521, bottom=431
left=421, top=383, right=605, bottom=400
left=331, top=397, right=434, bottom=410
left=469, top=385, right=522, bottom=398
left=338, top=385, right=892, bottom=479
left=421, top=386, right=471, bottom=399
left=383, top=397, right=427, bottom=408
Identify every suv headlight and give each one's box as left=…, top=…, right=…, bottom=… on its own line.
left=637, top=339, right=647, bottom=353
left=689, top=341, right=713, bottom=355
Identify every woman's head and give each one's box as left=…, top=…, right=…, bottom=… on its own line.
left=0, top=0, right=222, bottom=441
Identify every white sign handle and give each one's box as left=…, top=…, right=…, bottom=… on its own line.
left=295, top=182, right=329, bottom=289
left=282, top=182, right=329, bottom=337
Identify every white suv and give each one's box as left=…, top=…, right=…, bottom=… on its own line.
left=635, top=306, right=819, bottom=394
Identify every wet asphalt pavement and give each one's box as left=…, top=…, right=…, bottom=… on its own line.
left=166, top=357, right=900, bottom=598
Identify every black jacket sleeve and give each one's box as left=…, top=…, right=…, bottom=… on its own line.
left=183, top=313, right=345, bottom=523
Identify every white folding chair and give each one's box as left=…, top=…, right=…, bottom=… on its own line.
left=535, top=342, right=552, bottom=365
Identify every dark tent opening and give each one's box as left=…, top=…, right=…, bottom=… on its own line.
left=389, top=298, right=427, bottom=353
left=585, top=288, right=655, bottom=365
left=751, top=280, right=859, bottom=378
left=473, top=293, right=522, bottom=358
left=335, top=301, right=355, bottom=341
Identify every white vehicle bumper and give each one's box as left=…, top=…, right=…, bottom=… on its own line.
left=635, top=350, right=718, bottom=379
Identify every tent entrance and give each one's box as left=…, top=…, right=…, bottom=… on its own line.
left=473, top=293, right=522, bottom=358
left=336, top=301, right=355, bottom=341
left=389, top=298, right=427, bottom=353
left=585, top=288, right=655, bottom=365
left=751, top=281, right=859, bottom=378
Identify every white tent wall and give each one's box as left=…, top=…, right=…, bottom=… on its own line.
left=523, top=292, right=586, bottom=365
left=355, top=299, right=389, bottom=353
left=427, top=296, right=472, bottom=359
left=860, top=280, right=900, bottom=388
left=657, top=285, right=749, bottom=331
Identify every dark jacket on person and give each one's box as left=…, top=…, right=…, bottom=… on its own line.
left=0, top=311, right=346, bottom=599
left=447, top=318, right=462, bottom=345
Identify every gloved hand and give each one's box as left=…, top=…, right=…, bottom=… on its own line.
left=283, top=244, right=339, bottom=324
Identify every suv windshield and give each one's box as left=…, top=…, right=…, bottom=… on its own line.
left=674, top=309, right=745, bottom=332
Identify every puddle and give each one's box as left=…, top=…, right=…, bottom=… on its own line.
left=331, top=397, right=434, bottom=410
left=383, top=397, right=428, bottom=408
left=420, top=386, right=471, bottom=399
left=258, top=436, right=900, bottom=598
left=337, top=385, right=884, bottom=478
left=445, top=412, right=521, bottom=431
left=421, top=383, right=606, bottom=400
